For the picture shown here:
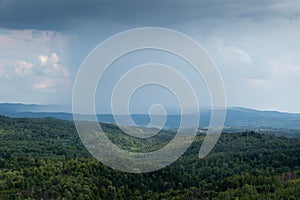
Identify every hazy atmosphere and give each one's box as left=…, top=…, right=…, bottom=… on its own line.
left=1, top=0, right=300, bottom=113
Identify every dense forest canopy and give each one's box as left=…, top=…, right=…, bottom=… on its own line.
left=0, top=115, right=299, bottom=199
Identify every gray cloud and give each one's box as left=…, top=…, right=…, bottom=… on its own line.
left=1, top=0, right=300, bottom=30
left=1, top=0, right=300, bottom=112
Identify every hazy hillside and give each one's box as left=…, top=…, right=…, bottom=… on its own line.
left=0, top=103, right=64, bottom=114
left=0, top=104, right=300, bottom=129
left=1, top=104, right=300, bottom=130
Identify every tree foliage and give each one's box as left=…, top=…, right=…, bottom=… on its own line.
left=0, top=115, right=299, bottom=199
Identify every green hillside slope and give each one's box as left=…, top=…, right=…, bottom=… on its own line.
left=0, top=115, right=299, bottom=199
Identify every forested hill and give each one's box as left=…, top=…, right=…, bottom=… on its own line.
left=0, top=115, right=300, bottom=199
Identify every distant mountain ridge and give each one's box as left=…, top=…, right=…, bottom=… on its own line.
left=1, top=103, right=300, bottom=129
left=0, top=103, right=63, bottom=113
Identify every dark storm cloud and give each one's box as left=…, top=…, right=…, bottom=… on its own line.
left=1, top=0, right=299, bottom=30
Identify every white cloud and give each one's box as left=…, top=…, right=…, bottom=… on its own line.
left=34, top=78, right=56, bottom=92
left=0, top=64, right=7, bottom=77
left=0, top=28, right=70, bottom=104
left=14, top=60, right=33, bottom=76
left=246, top=78, right=269, bottom=88
left=271, top=62, right=300, bottom=80
left=38, top=55, right=49, bottom=66
left=40, top=52, right=69, bottom=78
left=50, top=52, right=60, bottom=67
left=213, top=38, right=252, bottom=65
left=0, top=29, right=69, bottom=79
left=219, top=45, right=252, bottom=64
left=0, top=29, right=67, bottom=55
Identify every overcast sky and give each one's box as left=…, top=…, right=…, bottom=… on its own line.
left=0, top=0, right=300, bottom=113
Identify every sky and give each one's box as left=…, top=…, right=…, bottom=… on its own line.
left=0, top=0, right=300, bottom=113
